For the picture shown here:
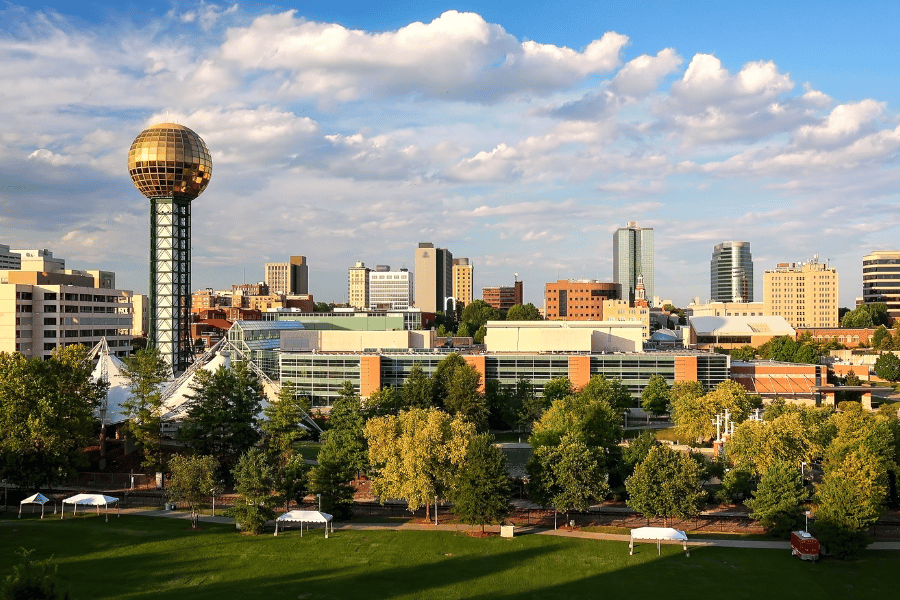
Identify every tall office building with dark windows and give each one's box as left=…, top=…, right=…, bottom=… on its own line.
left=863, top=251, right=900, bottom=321
left=613, top=222, right=654, bottom=306
left=711, top=241, right=753, bottom=303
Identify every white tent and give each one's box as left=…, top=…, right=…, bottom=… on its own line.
left=274, top=510, right=334, bottom=537
left=19, top=493, right=50, bottom=519
left=160, top=351, right=232, bottom=421
left=61, top=493, right=119, bottom=522
left=91, top=348, right=133, bottom=426
left=629, top=527, right=690, bottom=556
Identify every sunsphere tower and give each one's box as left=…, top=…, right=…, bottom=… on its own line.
left=127, top=123, right=212, bottom=374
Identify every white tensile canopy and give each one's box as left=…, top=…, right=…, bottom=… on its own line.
left=61, top=493, right=120, bottom=522
left=274, top=510, right=334, bottom=537
left=91, top=350, right=133, bottom=425
left=160, top=351, right=232, bottom=421
left=19, top=493, right=50, bottom=519
left=629, top=527, right=690, bottom=556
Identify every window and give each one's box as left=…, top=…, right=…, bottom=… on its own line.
left=43, top=317, right=57, bottom=325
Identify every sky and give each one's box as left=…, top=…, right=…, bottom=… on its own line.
left=2, top=0, right=899, bottom=309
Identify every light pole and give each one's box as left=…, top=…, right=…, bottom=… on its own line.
left=317, top=493, right=322, bottom=512
left=805, top=510, right=811, bottom=533
left=435, top=495, right=438, bottom=525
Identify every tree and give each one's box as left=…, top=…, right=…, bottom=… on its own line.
left=320, top=384, right=368, bottom=475
left=310, top=431, right=357, bottom=520
left=844, top=369, right=862, bottom=387
left=443, top=361, right=489, bottom=430
left=716, top=467, right=756, bottom=504
left=626, top=446, right=705, bottom=526
left=460, top=300, right=502, bottom=333
left=516, top=379, right=549, bottom=431
left=275, top=454, right=310, bottom=512
left=729, top=345, right=756, bottom=362
left=119, top=347, right=169, bottom=471
left=450, top=434, right=511, bottom=532
left=166, top=454, right=219, bottom=529
left=579, top=375, right=633, bottom=413
left=313, top=302, right=333, bottom=313
left=744, top=461, right=807, bottom=537
left=872, top=326, right=893, bottom=350
left=815, top=467, right=882, bottom=559
left=227, top=448, right=279, bottom=534
left=364, top=386, right=406, bottom=418
left=401, top=363, right=433, bottom=409
left=505, top=303, right=542, bottom=321
left=2, top=548, right=72, bottom=600
left=874, top=352, right=900, bottom=382
left=726, top=412, right=819, bottom=477
left=365, top=408, right=476, bottom=515
left=473, top=326, right=487, bottom=345
left=841, top=303, right=889, bottom=328
left=0, top=347, right=106, bottom=490
left=529, top=394, right=621, bottom=451
left=670, top=380, right=760, bottom=443
left=619, top=430, right=659, bottom=484
left=640, top=375, right=670, bottom=416
left=526, top=434, right=610, bottom=521
left=542, top=377, right=574, bottom=405
left=260, top=382, right=310, bottom=466
left=180, top=363, right=264, bottom=473
left=431, top=353, right=468, bottom=409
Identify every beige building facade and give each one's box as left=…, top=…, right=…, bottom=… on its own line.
left=601, top=299, right=650, bottom=339
left=483, top=319, right=643, bottom=353
left=414, top=242, right=452, bottom=313
left=265, top=256, right=308, bottom=295
left=348, top=261, right=371, bottom=309
left=0, top=271, right=133, bottom=359
left=763, top=258, right=838, bottom=328
left=452, top=258, right=473, bottom=307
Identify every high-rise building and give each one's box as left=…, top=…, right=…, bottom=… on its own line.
left=348, top=261, right=371, bottom=308
left=483, top=281, right=523, bottom=311
left=128, top=123, right=213, bottom=374
left=14, top=249, right=65, bottom=272
left=369, top=268, right=414, bottom=310
left=414, top=242, right=452, bottom=313
left=452, top=258, right=473, bottom=308
left=613, top=222, right=654, bottom=305
left=862, top=251, right=900, bottom=322
left=711, top=241, right=753, bottom=302
left=0, top=270, right=133, bottom=359
left=544, top=280, right=621, bottom=320
left=763, top=257, right=838, bottom=328
left=0, top=245, right=21, bottom=270
left=265, top=256, right=308, bottom=295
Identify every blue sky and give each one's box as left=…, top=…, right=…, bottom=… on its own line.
left=2, top=1, right=899, bottom=308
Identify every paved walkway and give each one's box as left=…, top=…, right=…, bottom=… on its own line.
left=117, top=508, right=900, bottom=550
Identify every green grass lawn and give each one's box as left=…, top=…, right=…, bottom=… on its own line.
left=1, top=512, right=895, bottom=599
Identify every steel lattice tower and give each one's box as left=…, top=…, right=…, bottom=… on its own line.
left=128, top=123, right=212, bottom=375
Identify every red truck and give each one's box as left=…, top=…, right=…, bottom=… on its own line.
left=791, top=531, right=820, bottom=561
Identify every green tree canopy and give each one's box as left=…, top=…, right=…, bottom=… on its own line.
left=227, top=448, right=279, bottom=534
left=841, top=303, right=889, bottom=329
left=443, top=361, right=489, bottom=430
left=260, top=382, right=310, bottom=466
left=505, top=303, right=542, bottom=321
left=526, top=433, right=610, bottom=518
left=365, top=408, right=476, bottom=514
left=180, top=363, right=264, bottom=473
left=460, top=300, right=502, bottom=332
left=670, top=380, right=760, bottom=443
left=625, top=445, right=706, bottom=526
left=729, top=345, right=756, bottom=362
left=874, top=352, right=900, bottom=382
left=167, top=454, right=219, bottom=529
left=401, top=363, right=434, bottom=410
left=744, top=461, right=807, bottom=538
left=120, top=347, right=169, bottom=471
left=0, top=346, right=106, bottom=490
left=640, top=375, right=670, bottom=416
left=450, top=433, right=511, bottom=532
left=529, top=393, right=621, bottom=451
left=579, top=375, right=633, bottom=413
left=542, top=377, right=574, bottom=405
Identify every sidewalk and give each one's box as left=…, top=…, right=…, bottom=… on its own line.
left=118, top=507, right=900, bottom=550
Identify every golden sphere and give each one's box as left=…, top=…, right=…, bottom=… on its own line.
left=127, top=123, right=212, bottom=200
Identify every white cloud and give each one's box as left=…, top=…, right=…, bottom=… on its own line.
left=220, top=10, right=628, bottom=103
left=610, top=48, right=683, bottom=97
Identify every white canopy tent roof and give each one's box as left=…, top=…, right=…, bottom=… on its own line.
left=19, top=493, right=50, bottom=518
left=160, top=351, right=232, bottom=421
left=61, top=493, right=120, bottom=522
left=629, top=527, right=690, bottom=556
left=91, top=349, right=134, bottom=426
left=274, top=510, right=334, bottom=537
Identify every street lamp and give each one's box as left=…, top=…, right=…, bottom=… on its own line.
left=805, top=510, right=811, bottom=533
left=317, top=493, right=322, bottom=511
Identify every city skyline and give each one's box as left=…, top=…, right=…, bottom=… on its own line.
left=2, top=1, right=899, bottom=308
